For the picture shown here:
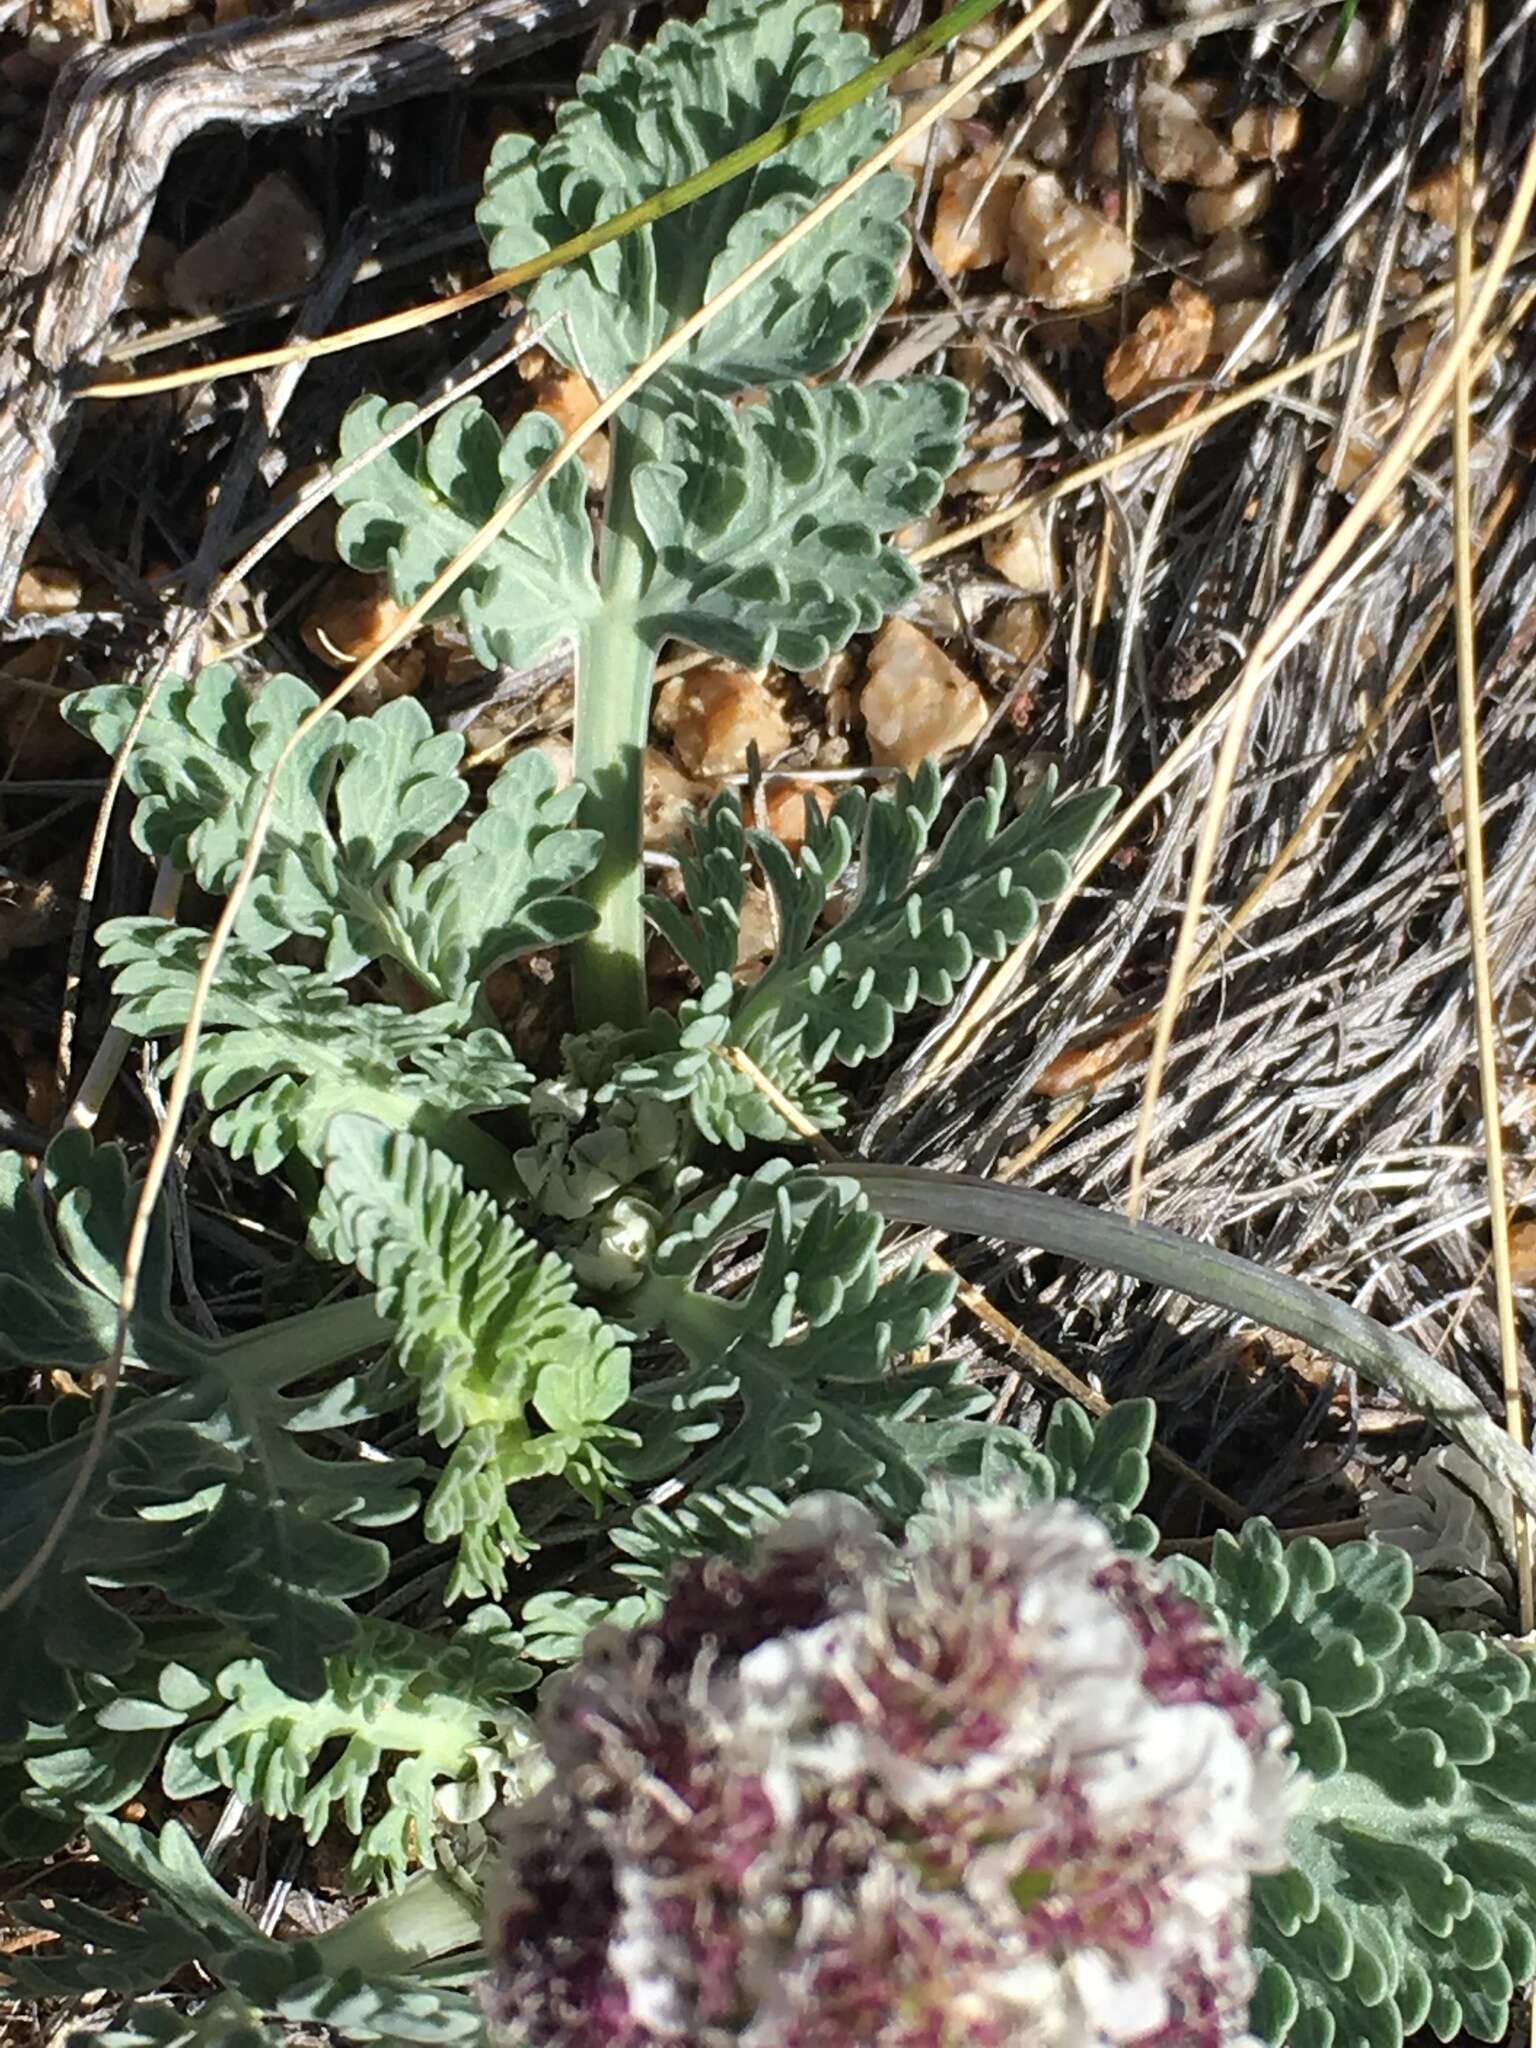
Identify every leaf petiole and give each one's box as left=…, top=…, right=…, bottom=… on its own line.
left=571, top=401, right=662, bottom=1029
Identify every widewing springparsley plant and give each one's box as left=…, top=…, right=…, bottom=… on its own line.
left=59, top=0, right=1114, bottom=1603
left=5, top=2, right=1536, bottom=2045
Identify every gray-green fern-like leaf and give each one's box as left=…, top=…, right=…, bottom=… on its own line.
left=66, top=668, right=336, bottom=922
left=518, top=1400, right=1159, bottom=1663
left=68, top=666, right=598, bottom=1001
left=611, top=979, right=846, bottom=1150
left=991, top=1396, right=1159, bottom=1557
left=38, top=1975, right=482, bottom=2048
left=97, top=921, right=530, bottom=1174
left=393, top=747, right=607, bottom=995
left=67, top=671, right=453, bottom=979
left=158, top=1609, right=539, bottom=1887
left=641, top=763, right=1115, bottom=1136
left=8, top=1630, right=226, bottom=1848
left=632, top=379, right=967, bottom=670
left=0, top=1138, right=403, bottom=1724
left=611, top=1483, right=792, bottom=1594
left=319, top=1116, right=634, bottom=1600
left=1168, top=1525, right=1536, bottom=2047
left=0, top=1377, right=408, bottom=1729
left=515, top=1588, right=653, bottom=1664
left=646, top=791, right=755, bottom=984
left=653, top=1159, right=946, bottom=1351
left=340, top=380, right=964, bottom=682
left=5, top=1819, right=275, bottom=2000
left=5, top=1819, right=485, bottom=2041
left=628, top=1160, right=964, bottom=1510
left=476, top=0, right=909, bottom=399
left=10, top=1612, right=539, bottom=1891
left=334, top=398, right=599, bottom=672
left=0, top=1127, right=201, bottom=1377
left=736, top=760, right=1114, bottom=1067
left=64, top=1990, right=282, bottom=2048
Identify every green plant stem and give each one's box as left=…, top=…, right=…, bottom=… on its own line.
left=211, top=1292, right=394, bottom=1382
left=416, top=1109, right=527, bottom=1208
left=572, top=608, right=651, bottom=1029
left=308, top=1863, right=485, bottom=1974
left=560, top=0, right=1015, bottom=1032
left=629, top=1269, right=725, bottom=1356
left=573, top=410, right=662, bottom=1032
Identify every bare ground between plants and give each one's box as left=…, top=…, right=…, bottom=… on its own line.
left=1, top=0, right=1535, bottom=2035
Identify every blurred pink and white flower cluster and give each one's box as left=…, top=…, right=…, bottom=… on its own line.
left=484, top=1491, right=1303, bottom=2047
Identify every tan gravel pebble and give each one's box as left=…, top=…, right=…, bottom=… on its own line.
left=1207, top=297, right=1281, bottom=366
left=1406, top=164, right=1460, bottom=232
left=658, top=663, right=792, bottom=779
left=1291, top=13, right=1377, bottom=104
left=166, top=173, right=325, bottom=313
left=1230, top=105, right=1303, bottom=161
left=1103, top=281, right=1214, bottom=404
left=860, top=618, right=989, bottom=775
left=1200, top=227, right=1274, bottom=298
left=12, top=563, right=81, bottom=615
left=1138, top=81, right=1238, bottom=189
left=300, top=571, right=425, bottom=708
left=1187, top=168, right=1274, bottom=239
left=982, top=507, right=1055, bottom=596
left=931, top=143, right=1020, bottom=276
left=986, top=598, right=1050, bottom=672
left=642, top=747, right=714, bottom=852
left=757, top=780, right=836, bottom=855
left=524, top=357, right=611, bottom=490
left=1005, top=173, right=1133, bottom=309
left=953, top=449, right=1027, bottom=498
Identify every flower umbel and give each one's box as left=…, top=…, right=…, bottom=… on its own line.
left=484, top=1493, right=1302, bottom=2047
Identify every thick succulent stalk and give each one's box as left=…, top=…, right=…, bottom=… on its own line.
left=310, top=1862, right=484, bottom=1975
left=212, top=1291, right=393, bottom=1381
left=572, top=403, right=664, bottom=1032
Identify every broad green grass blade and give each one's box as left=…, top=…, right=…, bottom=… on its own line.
left=847, top=1162, right=1536, bottom=1518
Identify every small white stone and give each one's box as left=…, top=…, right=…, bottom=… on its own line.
left=1005, top=172, right=1133, bottom=309
left=860, top=618, right=989, bottom=774
left=1187, top=167, right=1275, bottom=238
left=1139, top=80, right=1239, bottom=188
left=983, top=507, right=1055, bottom=595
